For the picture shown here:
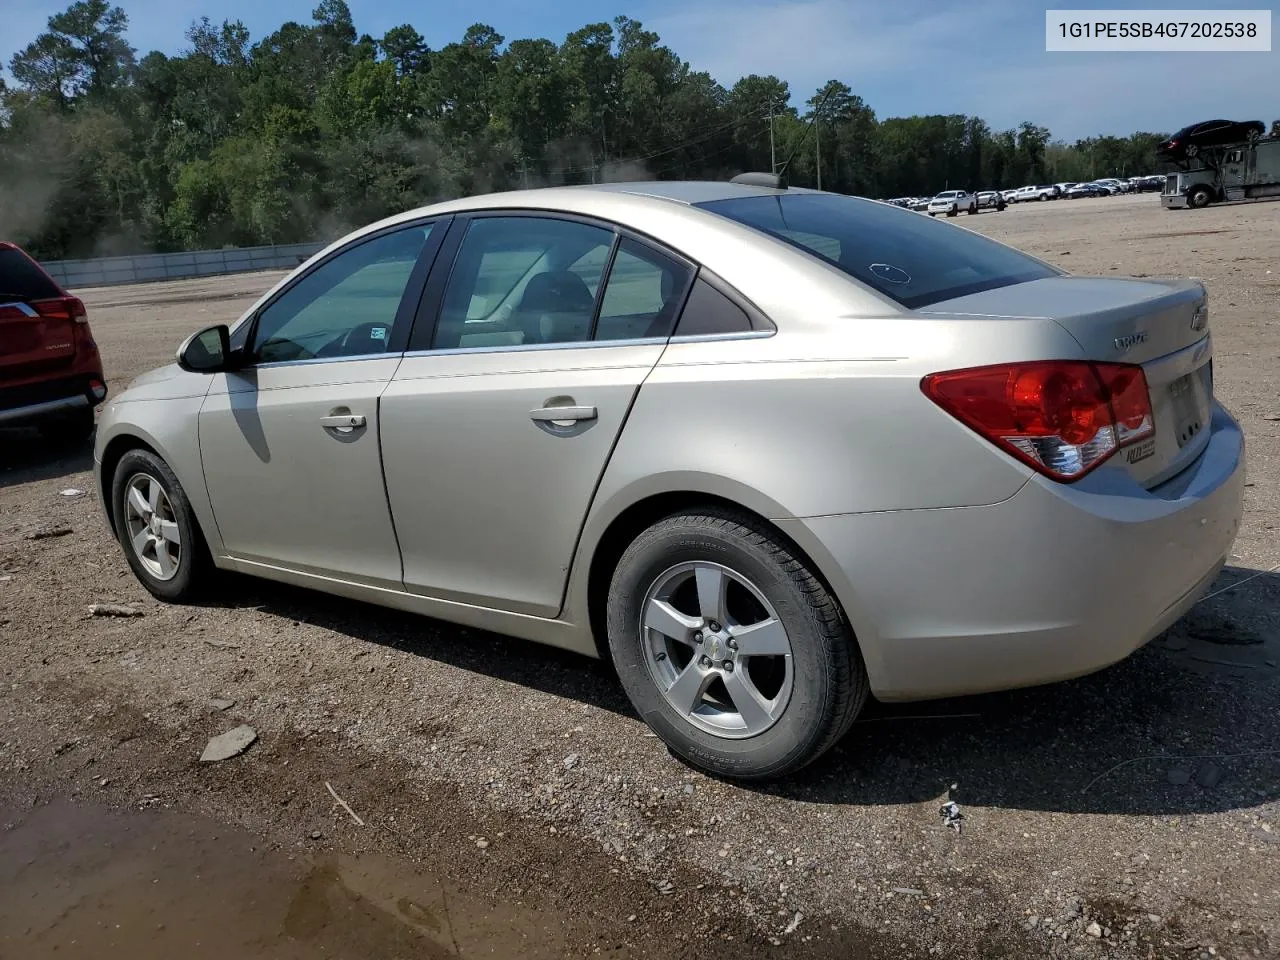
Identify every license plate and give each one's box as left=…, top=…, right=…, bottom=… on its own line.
left=1168, top=372, right=1205, bottom=449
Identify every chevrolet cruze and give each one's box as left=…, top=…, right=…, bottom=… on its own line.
left=94, top=178, right=1245, bottom=779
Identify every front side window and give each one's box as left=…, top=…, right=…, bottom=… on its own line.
left=698, top=193, right=1057, bottom=310
left=251, top=223, right=433, bottom=363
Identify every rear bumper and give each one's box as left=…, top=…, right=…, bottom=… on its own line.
left=0, top=373, right=107, bottom=426
left=790, top=403, right=1246, bottom=701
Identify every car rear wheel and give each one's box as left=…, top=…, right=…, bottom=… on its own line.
left=37, top=407, right=95, bottom=447
left=606, top=509, right=867, bottom=780
left=111, top=449, right=211, bottom=602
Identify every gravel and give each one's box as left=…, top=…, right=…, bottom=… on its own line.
left=1, top=194, right=1279, bottom=959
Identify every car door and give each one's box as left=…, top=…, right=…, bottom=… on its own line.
left=199, top=219, right=445, bottom=589
left=380, top=213, right=696, bottom=617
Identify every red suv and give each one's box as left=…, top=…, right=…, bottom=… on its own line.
left=1, top=241, right=106, bottom=443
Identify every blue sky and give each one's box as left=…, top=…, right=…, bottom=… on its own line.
left=2, top=0, right=1276, bottom=142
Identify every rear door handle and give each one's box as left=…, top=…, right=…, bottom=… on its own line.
left=320, top=414, right=366, bottom=429
left=529, top=405, right=597, bottom=424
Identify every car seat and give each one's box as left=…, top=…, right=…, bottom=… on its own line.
left=514, top=271, right=596, bottom=344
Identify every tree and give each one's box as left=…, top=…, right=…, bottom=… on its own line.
left=0, top=1, right=1176, bottom=259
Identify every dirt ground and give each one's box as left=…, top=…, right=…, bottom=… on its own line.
left=2, top=192, right=1278, bottom=960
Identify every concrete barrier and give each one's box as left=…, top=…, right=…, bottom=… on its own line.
left=40, top=242, right=326, bottom=289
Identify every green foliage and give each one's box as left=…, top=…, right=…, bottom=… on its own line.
left=1, top=1, right=1173, bottom=259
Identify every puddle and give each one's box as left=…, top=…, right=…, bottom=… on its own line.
left=0, top=800, right=588, bottom=959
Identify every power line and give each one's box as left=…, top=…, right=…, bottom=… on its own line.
left=536, top=104, right=778, bottom=179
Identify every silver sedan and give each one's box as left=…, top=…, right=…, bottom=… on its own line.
left=94, top=179, right=1245, bottom=779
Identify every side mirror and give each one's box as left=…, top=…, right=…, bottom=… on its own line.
left=177, top=324, right=234, bottom=373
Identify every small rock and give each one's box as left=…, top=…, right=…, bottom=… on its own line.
left=1195, top=762, right=1222, bottom=789
left=476, top=838, right=489, bottom=849
left=563, top=753, right=579, bottom=770
left=893, top=887, right=924, bottom=896
left=783, top=912, right=804, bottom=935
left=1086, top=922, right=1103, bottom=938
left=89, top=603, right=142, bottom=618
left=1167, top=767, right=1192, bottom=786
left=199, top=725, right=257, bottom=763
left=684, top=784, right=695, bottom=795
left=310, top=830, right=322, bottom=840
left=627, top=915, right=636, bottom=922
left=59, top=488, right=84, bottom=497
left=26, top=526, right=72, bottom=541
left=210, top=698, right=236, bottom=712
left=1148, top=914, right=1162, bottom=923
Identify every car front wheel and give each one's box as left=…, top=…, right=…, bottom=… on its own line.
left=606, top=509, right=867, bottom=780
left=111, top=449, right=212, bottom=602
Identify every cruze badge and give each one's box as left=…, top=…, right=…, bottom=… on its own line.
left=1114, top=331, right=1148, bottom=353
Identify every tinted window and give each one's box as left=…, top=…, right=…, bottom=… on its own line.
left=674, top=278, right=754, bottom=336
left=252, top=224, right=433, bottom=363
left=0, top=247, right=61, bottom=302
left=433, top=217, right=614, bottom=349
left=697, top=193, right=1057, bottom=309
left=594, top=239, right=692, bottom=341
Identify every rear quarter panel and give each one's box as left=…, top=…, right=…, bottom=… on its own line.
left=563, top=310, right=1088, bottom=662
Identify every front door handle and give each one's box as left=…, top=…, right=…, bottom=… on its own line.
left=320, top=414, right=366, bottom=430
left=529, top=405, right=597, bottom=425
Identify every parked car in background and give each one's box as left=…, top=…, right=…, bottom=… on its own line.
left=1095, top=178, right=1130, bottom=194
left=1055, top=182, right=1078, bottom=196
left=1015, top=185, right=1057, bottom=202
left=91, top=177, right=1244, bottom=780
left=976, top=191, right=1005, bottom=211
left=927, top=190, right=978, bottom=216
left=1, top=241, right=106, bottom=443
left=1000, top=188, right=1021, bottom=204
left=909, top=197, right=932, bottom=212
left=1157, top=119, right=1267, bottom=161
left=1067, top=182, right=1109, bottom=198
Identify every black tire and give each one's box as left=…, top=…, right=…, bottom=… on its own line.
left=111, top=449, right=212, bottom=602
left=966, top=202, right=977, bottom=214
left=37, top=406, right=95, bottom=447
left=606, top=509, right=867, bottom=780
left=945, top=208, right=957, bottom=217
left=1187, top=186, right=1213, bottom=209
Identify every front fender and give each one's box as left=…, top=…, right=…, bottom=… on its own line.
left=94, top=396, right=225, bottom=559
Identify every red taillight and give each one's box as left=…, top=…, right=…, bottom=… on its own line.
left=921, top=361, right=1155, bottom=481
left=32, top=296, right=88, bottom=323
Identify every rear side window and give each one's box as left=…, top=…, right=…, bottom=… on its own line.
left=0, top=248, right=61, bottom=302
left=674, top=278, right=755, bottom=336
left=697, top=193, right=1057, bottom=310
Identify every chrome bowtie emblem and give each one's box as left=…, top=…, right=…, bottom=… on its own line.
left=1114, top=331, right=1148, bottom=353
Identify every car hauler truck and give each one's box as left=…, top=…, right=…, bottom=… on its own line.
left=1162, top=133, right=1280, bottom=208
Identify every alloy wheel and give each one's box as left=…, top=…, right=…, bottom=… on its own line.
left=640, top=561, right=794, bottom=739
left=123, top=473, right=182, bottom=581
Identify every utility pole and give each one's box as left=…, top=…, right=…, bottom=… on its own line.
left=768, top=100, right=776, bottom=173
left=815, top=121, right=821, bottom=190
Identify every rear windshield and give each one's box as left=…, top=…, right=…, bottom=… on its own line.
left=0, top=248, right=61, bottom=302
left=696, top=193, right=1057, bottom=310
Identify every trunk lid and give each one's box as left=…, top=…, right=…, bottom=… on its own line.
left=925, top=276, right=1213, bottom=488
left=0, top=245, right=78, bottom=381
left=0, top=299, right=78, bottom=379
